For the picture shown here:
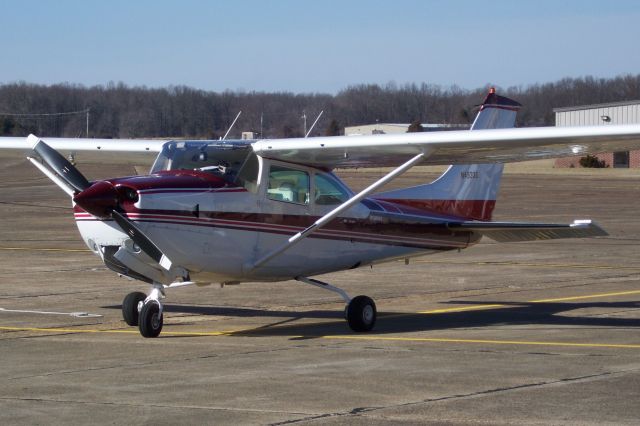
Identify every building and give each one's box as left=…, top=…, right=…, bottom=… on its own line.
left=554, top=100, right=640, bottom=168
left=344, top=123, right=469, bottom=136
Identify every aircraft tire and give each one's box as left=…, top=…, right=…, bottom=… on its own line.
left=139, top=302, right=163, bottom=338
left=346, top=295, right=376, bottom=332
left=122, top=291, right=146, bottom=326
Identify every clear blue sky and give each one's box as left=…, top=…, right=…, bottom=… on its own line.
left=2, top=0, right=639, bottom=93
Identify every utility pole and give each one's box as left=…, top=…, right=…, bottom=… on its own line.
left=86, top=108, right=90, bottom=138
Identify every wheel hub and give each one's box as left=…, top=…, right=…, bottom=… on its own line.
left=362, top=305, right=374, bottom=324
left=151, top=312, right=161, bottom=329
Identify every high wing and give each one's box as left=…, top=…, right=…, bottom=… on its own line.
left=4, top=124, right=640, bottom=168
left=0, top=137, right=168, bottom=165
left=252, top=125, right=640, bottom=168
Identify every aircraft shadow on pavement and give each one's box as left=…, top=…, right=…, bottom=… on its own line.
left=106, top=299, right=640, bottom=338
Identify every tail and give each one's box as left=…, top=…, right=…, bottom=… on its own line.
left=374, top=88, right=522, bottom=221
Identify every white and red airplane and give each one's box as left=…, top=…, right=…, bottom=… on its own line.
left=2, top=89, right=640, bottom=337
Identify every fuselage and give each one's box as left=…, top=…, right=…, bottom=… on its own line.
left=73, top=143, right=480, bottom=285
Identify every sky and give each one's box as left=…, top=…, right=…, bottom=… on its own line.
left=1, top=0, right=640, bottom=94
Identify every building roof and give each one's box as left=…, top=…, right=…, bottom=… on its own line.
left=553, top=99, right=640, bottom=113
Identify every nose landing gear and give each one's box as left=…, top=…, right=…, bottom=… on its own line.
left=122, top=284, right=165, bottom=338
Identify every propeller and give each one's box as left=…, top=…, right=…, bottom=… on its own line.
left=28, top=134, right=91, bottom=192
left=27, top=134, right=174, bottom=271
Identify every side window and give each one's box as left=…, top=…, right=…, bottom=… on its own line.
left=314, top=173, right=350, bottom=205
left=267, top=165, right=310, bottom=205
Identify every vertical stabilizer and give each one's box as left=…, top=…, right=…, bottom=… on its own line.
left=374, top=89, right=522, bottom=221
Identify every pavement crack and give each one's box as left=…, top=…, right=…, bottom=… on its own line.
left=268, top=368, right=640, bottom=425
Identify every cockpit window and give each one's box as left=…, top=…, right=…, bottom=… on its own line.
left=267, top=165, right=310, bottom=204
left=151, top=141, right=259, bottom=191
left=314, top=172, right=350, bottom=205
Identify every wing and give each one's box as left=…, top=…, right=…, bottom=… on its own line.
left=251, top=124, right=640, bottom=168
left=0, top=136, right=168, bottom=165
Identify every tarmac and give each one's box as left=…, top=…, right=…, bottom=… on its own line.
left=1, top=155, right=640, bottom=425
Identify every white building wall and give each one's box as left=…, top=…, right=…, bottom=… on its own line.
left=556, top=103, right=640, bottom=126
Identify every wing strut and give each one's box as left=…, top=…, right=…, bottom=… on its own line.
left=249, top=151, right=430, bottom=270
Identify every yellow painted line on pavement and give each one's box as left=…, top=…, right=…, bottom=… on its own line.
left=418, top=289, right=640, bottom=314
left=322, top=335, right=640, bottom=349
left=419, top=304, right=505, bottom=314
left=531, top=289, right=640, bottom=303
left=0, top=325, right=239, bottom=336
left=0, top=247, right=90, bottom=253
left=3, top=326, right=640, bottom=350
left=413, top=259, right=640, bottom=271
left=0, top=326, right=138, bottom=334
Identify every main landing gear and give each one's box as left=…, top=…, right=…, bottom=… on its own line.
left=122, top=284, right=165, bottom=338
left=296, top=277, right=377, bottom=332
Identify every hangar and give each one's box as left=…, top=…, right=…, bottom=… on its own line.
left=344, top=123, right=469, bottom=135
left=554, top=100, right=640, bottom=168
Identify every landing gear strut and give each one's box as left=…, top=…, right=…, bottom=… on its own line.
left=296, top=277, right=377, bottom=332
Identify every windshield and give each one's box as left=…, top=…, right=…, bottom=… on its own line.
left=151, top=141, right=259, bottom=191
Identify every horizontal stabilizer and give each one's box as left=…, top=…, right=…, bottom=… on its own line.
left=368, top=211, right=607, bottom=242
left=448, top=219, right=608, bottom=242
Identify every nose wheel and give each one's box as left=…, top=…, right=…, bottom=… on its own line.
left=122, top=291, right=146, bottom=326
left=138, top=301, right=163, bottom=338
left=122, top=285, right=164, bottom=338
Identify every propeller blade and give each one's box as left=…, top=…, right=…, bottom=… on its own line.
left=111, top=210, right=173, bottom=271
left=28, top=134, right=91, bottom=192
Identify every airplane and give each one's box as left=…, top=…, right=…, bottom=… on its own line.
left=2, top=88, right=640, bottom=338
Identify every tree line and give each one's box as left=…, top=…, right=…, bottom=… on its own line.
left=1, top=74, right=639, bottom=139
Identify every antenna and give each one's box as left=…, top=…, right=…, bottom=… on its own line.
left=305, top=110, right=324, bottom=138
left=222, top=111, right=242, bottom=140
left=302, top=110, right=307, bottom=136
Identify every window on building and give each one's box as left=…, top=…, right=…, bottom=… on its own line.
left=613, top=151, right=630, bottom=168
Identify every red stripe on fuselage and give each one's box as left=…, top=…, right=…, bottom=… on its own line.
left=74, top=208, right=476, bottom=250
